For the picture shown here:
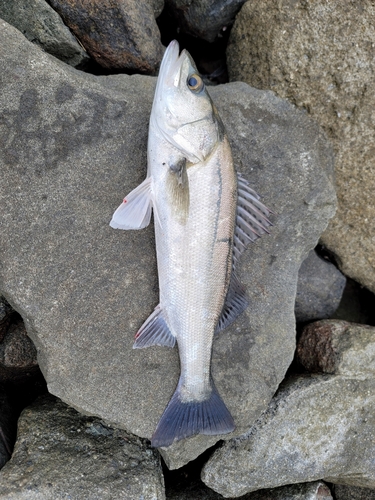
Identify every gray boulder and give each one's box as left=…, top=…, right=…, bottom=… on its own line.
left=295, top=250, right=346, bottom=323
left=0, top=20, right=336, bottom=468
left=226, top=0, right=375, bottom=294
left=202, top=321, right=375, bottom=496
left=0, top=0, right=89, bottom=67
left=0, top=395, right=165, bottom=499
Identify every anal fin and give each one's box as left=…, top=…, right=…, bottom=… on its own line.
left=133, top=304, right=176, bottom=348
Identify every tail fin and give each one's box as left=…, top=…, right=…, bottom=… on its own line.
left=151, top=378, right=235, bottom=448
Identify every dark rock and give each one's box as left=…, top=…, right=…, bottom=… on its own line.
left=49, top=0, right=164, bottom=73
left=227, top=0, right=375, bottom=294
left=0, top=19, right=336, bottom=468
left=297, top=320, right=375, bottom=376
left=166, top=0, right=246, bottom=42
left=0, top=395, right=165, bottom=499
left=0, top=317, right=38, bottom=380
left=295, top=250, right=346, bottom=323
left=0, top=0, right=89, bottom=67
left=333, top=484, right=375, bottom=500
left=0, top=297, right=13, bottom=343
left=202, top=322, right=375, bottom=496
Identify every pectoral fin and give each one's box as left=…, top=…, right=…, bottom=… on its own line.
left=110, top=177, right=153, bottom=230
left=166, top=158, right=189, bottom=224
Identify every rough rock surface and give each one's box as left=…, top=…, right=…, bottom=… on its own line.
left=202, top=321, right=375, bottom=496
left=295, top=250, right=346, bottom=323
left=334, top=484, right=375, bottom=500
left=166, top=0, right=246, bottom=42
left=0, top=395, right=165, bottom=499
left=227, top=0, right=375, bottom=294
left=243, top=482, right=333, bottom=500
left=297, top=320, right=375, bottom=375
left=0, top=0, right=89, bottom=67
left=0, top=20, right=336, bottom=468
left=49, top=0, right=164, bottom=73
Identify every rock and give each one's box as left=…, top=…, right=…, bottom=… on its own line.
left=0, top=388, right=12, bottom=469
left=0, top=297, right=13, bottom=343
left=297, top=320, right=375, bottom=376
left=202, top=321, right=375, bottom=496
left=0, top=317, right=38, bottom=380
left=0, top=19, right=336, bottom=468
left=48, top=0, right=164, bottom=74
left=244, top=482, right=333, bottom=500
left=332, top=278, right=375, bottom=326
left=333, top=484, right=375, bottom=500
left=227, top=0, right=375, bottom=294
left=295, top=250, right=346, bottom=323
left=0, top=0, right=89, bottom=67
left=168, top=479, right=332, bottom=499
left=166, top=0, right=246, bottom=42
left=153, top=0, right=165, bottom=18
left=0, top=395, right=165, bottom=499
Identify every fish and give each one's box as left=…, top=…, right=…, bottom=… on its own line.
left=110, top=40, right=273, bottom=448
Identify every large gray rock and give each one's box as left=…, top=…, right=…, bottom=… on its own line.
left=0, top=0, right=89, bottom=67
left=49, top=0, right=164, bottom=74
left=202, top=321, right=375, bottom=496
left=166, top=0, right=246, bottom=42
left=227, top=0, right=375, bottom=294
left=0, top=395, right=165, bottom=499
left=295, top=250, right=346, bottom=323
left=0, top=20, right=336, bottom=468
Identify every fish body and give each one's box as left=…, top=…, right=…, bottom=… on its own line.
left=110, top=41, right=272, bottom=447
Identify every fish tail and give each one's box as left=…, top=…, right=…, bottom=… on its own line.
left=151, top=377, right=235, bottom=448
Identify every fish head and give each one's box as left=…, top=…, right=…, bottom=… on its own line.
left=151, top=40, right=223, bottom=163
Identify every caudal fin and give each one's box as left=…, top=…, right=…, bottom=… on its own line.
left=151, top=378, right=235, bottom=448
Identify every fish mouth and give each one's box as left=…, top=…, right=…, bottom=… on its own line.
left=154, top=40, right=189, bottom=98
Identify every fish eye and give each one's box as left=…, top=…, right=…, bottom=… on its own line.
left=187, top=74, right=204, bottom=93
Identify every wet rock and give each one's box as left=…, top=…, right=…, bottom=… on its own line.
left=295, top=250, right=346, bottom=323
left=0, top=395, right=165, bottom=499
left=49, top=0, right=164, bottom=73
left=227, top=0, right=375, bottom=294
left=202, top=321, right=375, bottom=496
left=333, top=484, right=375, bottom=500
left=0, top=20, right=335, bottom=468
left=0, top=317, right=38, bottom=380
left=0, top=297, right=13, bottom=343
left=0, top=0, right=89, bottom=67
left=0, top=388, right=12, bottom=469
left=166, top=0, right=246, bottom=42
left=297, top=320, right=375, bottom=376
